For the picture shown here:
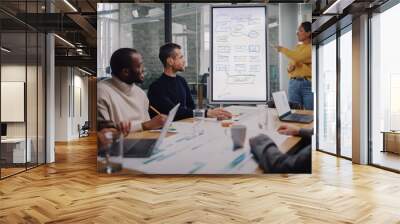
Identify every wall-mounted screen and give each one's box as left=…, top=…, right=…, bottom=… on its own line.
left=210, top=6, right=267, bottom=103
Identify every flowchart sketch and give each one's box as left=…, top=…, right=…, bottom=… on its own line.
left=227, top=76, right=256, bottom=84
left=233, top=56, right=247, bottom=62
left=217, top=46, right=231, bottom=54
left=211, top=6, right=267, bottom=102
left=216, top=35, right=229, bottom=42
left=249, top=64, right=261, bottom=72
left=216, top=55, right=229, bottom=62
left=248, top=45, right=260, bottom=53
left=234, top=45, right=248, bottom=53
left=248, top=30, right=259, bottom=39
left=215, top=64, right=229, bottom=71
left=234, top=64, right=247, bottom=73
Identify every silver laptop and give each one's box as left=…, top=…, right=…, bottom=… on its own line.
left=123, top=103, right=180, bottom=158
left=272, top=91, right=313, bottom=124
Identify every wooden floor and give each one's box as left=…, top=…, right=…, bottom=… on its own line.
left=372, top=151, right=400, bottom=171
left=1, top=136, right=400, bottom=223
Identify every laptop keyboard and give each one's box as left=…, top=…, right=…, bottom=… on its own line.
left=123, top=139, right=157, bottom=158
left=285, top=113, right=313, bottom=122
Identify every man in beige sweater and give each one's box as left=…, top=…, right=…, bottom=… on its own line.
left=97, top=48, right=166, bottom=135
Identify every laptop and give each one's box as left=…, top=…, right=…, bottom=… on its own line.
left=123, top=103, right=180, bottom=158
left=272, top=91, right=313, bottom=124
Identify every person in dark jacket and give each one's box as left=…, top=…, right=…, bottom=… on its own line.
left=250, top=124, right=313, bottom=173
left=147, top=43, right=232, bottom=121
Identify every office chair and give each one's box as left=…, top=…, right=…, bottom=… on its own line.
left=78, top=121, right=90, bottom=138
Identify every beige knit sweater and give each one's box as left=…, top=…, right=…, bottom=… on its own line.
left=97, top=76, right=150, bottom=132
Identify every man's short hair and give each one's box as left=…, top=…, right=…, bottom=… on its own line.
left=159, top=43, right=181, bottom=67
left=110, top=48, right=138, bottom=76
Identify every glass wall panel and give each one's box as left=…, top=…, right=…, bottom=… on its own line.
left=371, top=3, right=400, bottom=171
left=38, top=33, right=45, bottom=165
left=1, top=30, right=28, bottom=177
left=317, top=36, right=337, bottom=154
left=339, top=28, right=352, bottom=158
left=27, top=31, right=38, bottom=169
left=0, top=1, right=46, bottom=179
left=97, top=3, right=165, bottom=91
left=172, top=3, right=208, bottom=107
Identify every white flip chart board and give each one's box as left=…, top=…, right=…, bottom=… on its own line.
left=210, top=6, right=267, bottom=103
left=1, top=82, right=25, bottom=122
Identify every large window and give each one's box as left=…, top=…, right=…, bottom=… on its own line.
left=370, top=2, right=400, bottom=171
left=317, top=36, right=337, bottom=154
left=339, top=27, right=352, bottom=158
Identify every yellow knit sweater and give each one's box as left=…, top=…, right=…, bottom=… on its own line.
left=279, top=43, right=312, bottom=79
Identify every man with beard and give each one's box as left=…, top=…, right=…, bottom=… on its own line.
left=97, top=48, right=166, bottom=136
left=148, top=43, right=232, bottom=121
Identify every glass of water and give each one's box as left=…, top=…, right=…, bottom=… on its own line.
left=98, top=129, right=123, bottom=174
left=256, top=104, right=267, bottom=130
left=193, top=108, right=205, bottom=137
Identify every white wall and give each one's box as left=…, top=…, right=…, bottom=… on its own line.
left=54, top=67, right=89, bottom=141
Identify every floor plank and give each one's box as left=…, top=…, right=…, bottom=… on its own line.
left=0, top=135, right=399, bottom=223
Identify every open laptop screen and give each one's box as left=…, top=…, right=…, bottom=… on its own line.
left=272, top=91, right=291, bottom=117
left=153, top=103, right=180, bottom=150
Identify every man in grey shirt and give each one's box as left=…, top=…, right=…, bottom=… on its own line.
left=250, top=124, right=312, bottom=173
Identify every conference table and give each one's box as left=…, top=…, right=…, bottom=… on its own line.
left=105, top=106, right=313, bottom=174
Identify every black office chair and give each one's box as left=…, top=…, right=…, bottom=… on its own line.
left=78, top=121, right=90, bottom=138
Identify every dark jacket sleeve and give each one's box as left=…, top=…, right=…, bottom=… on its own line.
left=298, top=128, right=313, bottom=138
left=250, top=134, right=311, bottom=173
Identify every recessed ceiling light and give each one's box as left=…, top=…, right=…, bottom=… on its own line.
left=54, top=34, right=75, bottom=48
left=78, top=67, right=93, bottom=76
left=1, top=47, right=11, bottom=53
left=63, top=0, right=78, bottom=12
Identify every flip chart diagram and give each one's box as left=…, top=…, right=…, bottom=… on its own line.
left=211, top=6, right=267, bottom=103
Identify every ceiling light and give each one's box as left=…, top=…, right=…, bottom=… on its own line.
left=63, top=0, right=78, bottom=12
left=54, top=34, right=75, bottom=48
left=78, top=67, right=92, bottom=76
left=1, top=47, right=11, bottom=53
left=322, top=0, right=354, bottom=15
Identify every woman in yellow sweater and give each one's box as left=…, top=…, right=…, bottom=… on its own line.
left=274, top=22, right=313, bottom=110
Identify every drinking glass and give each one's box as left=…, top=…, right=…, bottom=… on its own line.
left=193, top=108, right=205, bottom=137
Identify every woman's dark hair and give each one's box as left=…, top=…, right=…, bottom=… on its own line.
left=300, top=21, right=312, bottom=33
